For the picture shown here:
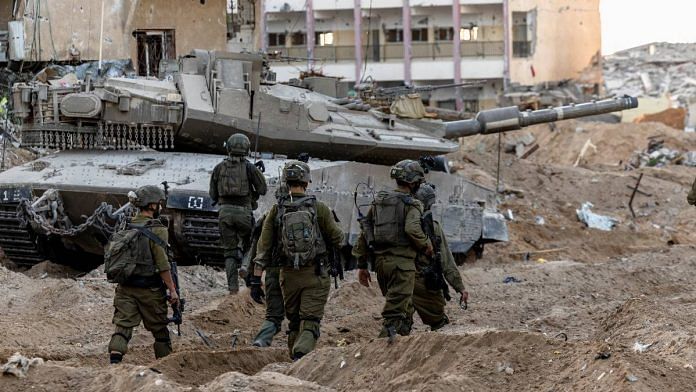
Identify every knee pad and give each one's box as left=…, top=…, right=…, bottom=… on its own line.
left=108, top=327, right=132, bottom=355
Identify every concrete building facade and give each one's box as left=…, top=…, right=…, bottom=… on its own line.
left=260, top=0, right=601, bottom=109
left=6, top=0, right=228, bottom=76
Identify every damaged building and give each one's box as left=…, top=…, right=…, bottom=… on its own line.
left=257, top=0, right=603, bottom=110
left=1, top=0, right=228, bottom=76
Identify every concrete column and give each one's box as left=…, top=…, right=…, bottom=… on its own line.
left=402, top=0, right=412, bottom=85
left=306, top=0, right=315, bottom=68
left=259, top=0, right=267, bottom=52
left=452, top=0, right=462, bottom=111
left=502, top=0, right=510, bottom=91
left=354, top=0, right=363, bottom=84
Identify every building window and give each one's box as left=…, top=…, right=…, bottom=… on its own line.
left=291, top=32, right=306, bottom=46
left=436, top=27, right=478, bottom=41
left=412, top=28, right=428, bottom=42
left=133, top=29, right=176, bottom=77
left=268, top=33, right=286, bottom=47
left=512, top=10, right=536, bottom=57
left=315, top=32, right=334, bottom=46
left=385, top=29, right=403, bottom=43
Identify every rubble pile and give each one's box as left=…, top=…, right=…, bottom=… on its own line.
left=604, top=43, right=696, bottom=100
left=626, top=137, right=696, bottom=169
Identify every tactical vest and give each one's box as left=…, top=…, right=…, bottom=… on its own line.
left=216, top=157, right=251, bottom=198
left=276, top=196, right=326, bottom=268
left=104, top=220, right=165, bottom=285
left=371, top=190, right=413, bottom=247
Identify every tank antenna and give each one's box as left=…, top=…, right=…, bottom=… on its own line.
left=253, top=113, right=262, bottom=163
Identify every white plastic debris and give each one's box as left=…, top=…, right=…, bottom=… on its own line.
left=597, top=371, right=606, bottom=381
left=535, top=216, right=545, bottom=225
left=626, top=374, right=639, bottom=382
left=1, top=352, right=44, bottom=378
left=339, top=359, right=346, bottom=369
left=632, top=341, right=653, bottom=353
left=576, top=202, right=619, bottom=231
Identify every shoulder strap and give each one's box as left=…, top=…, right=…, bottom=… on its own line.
left=128, top=224, right=168, bottom=250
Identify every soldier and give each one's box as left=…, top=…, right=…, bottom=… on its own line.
left=209, top=133, right=267, bottom=294
left=251, top=160, right=344, bottom=359
left=412, top=183, right=468, bottom=330
left=107, top=185, right=179, bottom=364
left=353, top=160, right=433, bottom=341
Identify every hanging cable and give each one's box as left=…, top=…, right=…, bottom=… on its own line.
left=496, top=133, right=502, bottom=194
left=360, top=0, right=373, bottom=83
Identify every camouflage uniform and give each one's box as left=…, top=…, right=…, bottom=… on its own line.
left=209, top=134, right=267, bottom=292
left=353, top=160, right=430, bottom=338
left=108, top=214, right=173, bottom=360
left=248, top=214, right=285, bottom=347
left=254, top=161, right=344, bottom=359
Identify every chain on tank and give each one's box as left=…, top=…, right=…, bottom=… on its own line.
left=21, top=124, right=176, bottom=150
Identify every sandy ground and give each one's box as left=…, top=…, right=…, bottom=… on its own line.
left=2, top=120, right=696, bottom=391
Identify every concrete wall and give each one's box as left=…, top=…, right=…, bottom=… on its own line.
left=16, top=0, right=226, bottom=62
left=508, top=0, right=601, bottom=85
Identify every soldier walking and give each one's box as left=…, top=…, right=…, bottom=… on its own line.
left=106, top=185, right=179, bottom=364
left=412, top=183, right=468, bottom=330
left=251, top=160, right=344, bottom=359
left=209, top=133, right=267, bottom=293
left=353, top=160, right=433, bottom=341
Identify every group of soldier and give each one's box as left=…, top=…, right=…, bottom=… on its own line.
left=106, top=133, right=468, bottom=363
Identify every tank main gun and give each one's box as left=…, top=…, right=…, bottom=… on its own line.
left=361, top=82, right=482, bottom=101
left=444, top=96, right=639, bottom=139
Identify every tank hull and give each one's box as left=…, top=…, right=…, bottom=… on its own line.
left=0, top=150, right=505, bottom=267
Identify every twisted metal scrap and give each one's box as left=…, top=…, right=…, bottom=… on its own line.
left=17, top=199, right=134, bottom=238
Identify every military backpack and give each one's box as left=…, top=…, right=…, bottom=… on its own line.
left=104, top=220, right=166, bottom=284
left=216, top=157, right=252, bottom=197
left=277, top=196, right=326, bottom=269
left=371, top=190, right=415, bottom=247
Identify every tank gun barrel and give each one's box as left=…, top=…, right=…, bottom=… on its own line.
left=444, top=96, right=639, bottom=139
left=372, top=82, right=482, bottom=98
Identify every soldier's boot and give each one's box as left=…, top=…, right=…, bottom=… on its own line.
left=225, top=257, right=240, bottom=294
left=152, top=329, right=172, bottom=359
left=292, top=320, right=321, bottom=360
left=287, top=329, right=299, bottom=359
left=430, top=315, right=450, bottom=332
left=397, top=317, right=413, bottom=336
left=238, top=248, right=253, bottom=280
left=108, top=326, right=132, bottom=364
left=252, top=320, right=279, bottom=347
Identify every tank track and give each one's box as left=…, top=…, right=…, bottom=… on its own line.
left=181, top=212, right=225, bottom=266
left=0, top=202, right=46, bottom=267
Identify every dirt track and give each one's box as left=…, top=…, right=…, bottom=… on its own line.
left=2, top=120, right=696, bottom=390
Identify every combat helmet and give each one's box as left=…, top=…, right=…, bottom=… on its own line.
left=225, top=133, right=251, bottom=156
left=132, top=185, right=166, bottom=208
left=415, top=183, right=437, bottom=210
left=283, top=160, right=312, bottom=184
left=390, top=159, right=425, bottom=184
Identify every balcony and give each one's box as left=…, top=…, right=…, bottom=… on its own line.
left=268, top=41, right=504, bottom=63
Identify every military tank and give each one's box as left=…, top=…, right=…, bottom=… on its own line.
left=0, top=50, right=638, bottom=268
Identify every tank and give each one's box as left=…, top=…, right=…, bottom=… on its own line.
left=0, top=50, right=638, bottom=268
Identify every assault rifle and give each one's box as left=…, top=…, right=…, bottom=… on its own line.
left=168, top=260, right=185, bottom=336
left=328, top=210, right=345, bottom=289
left=421, top=211, right=451, bottom=301
left=354, top=184, right=376, bottom=270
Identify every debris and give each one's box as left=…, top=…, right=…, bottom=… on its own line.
left=684, top=364, right=694, bottom=370
left=505, top=209, right=514, bottom=221
left=632, top=341, right=653, bottom=353
left=628, top=173, right=644, bottom=218
left=496, top=362, right=514, bottom=374
left=634, top=108, right=687, bottom=130
left=519, top=143, right=540, bottom=159
left=1, top=352, right=44, bottom=378
left=336, top=338, right=348, bottom=347
left=594, top=352, right=611, bottom=360
left=574, top=138, right=597, bottom=167
left=535, top=216, right=545, bottom=225
left=597, top=371, right=606, bottom=381
left=354, top=352, right=361, bottom=359
left=339, top=359, right=347, bottom=369
left=195, top=329, right=215, bottom=347
left=626, top=374, right=639, bottom=382
left=503, top=276, right=522, bottom=284
left=576, top=202, right=619, bottom=231
left=231, top=329, right=240, bottom=348
left=682, top=151, right=696, bottom=167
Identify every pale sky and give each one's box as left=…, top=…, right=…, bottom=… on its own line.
left=601, top=0, right=696, bottom=54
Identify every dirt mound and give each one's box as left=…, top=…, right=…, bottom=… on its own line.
left=634, top=108, right=687, bottom=130
left=24, top=261, right=84, bottom=279
left=202, top=371, right=333, bottom=391
left=153, top=348, right=289, bottom=386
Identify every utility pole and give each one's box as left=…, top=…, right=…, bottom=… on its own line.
left=402, top=0, right=411, bottom=85
left=452, top=0, right=462, bottom=111
left=306, top=0, right=315, bottom=69
left=353, top=0, right=362, bottom=84
left=502, top=0, right=510, bottom=91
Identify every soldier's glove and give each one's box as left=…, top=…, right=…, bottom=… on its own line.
left=358, top=269, right=372, bottom=288
left=459, top=290, right=469, bottom=310
left=249, top=275, right=265, bottom=304
left=254, top=160, right=266, bottom=173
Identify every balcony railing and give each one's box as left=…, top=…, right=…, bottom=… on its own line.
left=268, top=41, right=504, bottom=63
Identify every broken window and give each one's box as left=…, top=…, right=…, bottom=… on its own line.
left=291, top=32, right=306, bottom=46
left=385, top=29, right=403, bottom=43
left=436, top=27, right=478, bottom=41
left=134, top=30, right=176, bottom=77
left=412, top=28, right=428, bottom=42
left=268, top=33, right=286, bottom=47
left=512, top=10, right=536, bottom=57
left=315, top=32, right=334, bottom=46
